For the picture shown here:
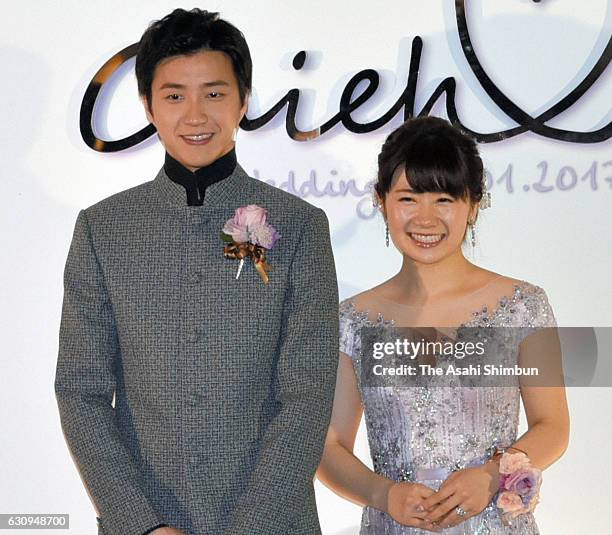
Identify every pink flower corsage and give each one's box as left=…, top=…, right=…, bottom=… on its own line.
left=495, top=452, right=542, bottom=523
left=221, top=204, right=280, bottom=284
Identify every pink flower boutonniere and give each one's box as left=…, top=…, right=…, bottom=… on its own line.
left=221, top=204, right=280, bottom=284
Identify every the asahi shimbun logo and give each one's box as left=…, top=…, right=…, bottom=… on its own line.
left=80, top=1, right=611, bottom=152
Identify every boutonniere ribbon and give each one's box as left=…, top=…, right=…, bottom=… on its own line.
left=221, top=204, right=280, bottom=284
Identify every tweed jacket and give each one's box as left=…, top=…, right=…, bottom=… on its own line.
left=54, top=163, right=339, bottom=535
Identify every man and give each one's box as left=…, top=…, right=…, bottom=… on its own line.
left=55, top=8, right=338, bottom=535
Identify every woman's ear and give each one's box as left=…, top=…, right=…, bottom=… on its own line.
left=376, top=194, right=387, bottom=220
left=469, top=202, right=479, bottom=224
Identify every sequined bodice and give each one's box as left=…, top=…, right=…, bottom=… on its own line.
left=339, top=282, right=556, bottom=535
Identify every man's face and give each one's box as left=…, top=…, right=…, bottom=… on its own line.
left=144, top=50, right=247, bottom=171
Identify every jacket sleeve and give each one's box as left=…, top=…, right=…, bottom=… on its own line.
left=223, top=207, right=340, bottom=535
left=54, top=209, right=164, bottom=535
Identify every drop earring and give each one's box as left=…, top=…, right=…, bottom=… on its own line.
left=469, top=220, right=476, bottom=247
left=385, top=223, right=390, bottom=247
left=231, top=126, right=239, bottom=142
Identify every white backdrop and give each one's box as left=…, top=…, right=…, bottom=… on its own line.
left=1, top=1, right=611, bottom=534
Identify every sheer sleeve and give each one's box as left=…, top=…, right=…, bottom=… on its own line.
left=525, top=284, right=557, bottom=328
left=518, top=283, right=558, bottom=346
left=517, top=284, right=564, bottom=388
left=339, top=298, right=358, bottom=359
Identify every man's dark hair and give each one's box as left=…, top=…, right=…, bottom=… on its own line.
left=135, top=8, right=252, bottom=110
left=375, top=116, right=484, bottom=203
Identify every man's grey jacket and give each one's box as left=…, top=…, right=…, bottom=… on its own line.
left=54, top=163, right=339, bottom=535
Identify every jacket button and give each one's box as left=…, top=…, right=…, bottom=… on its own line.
left=189, top=271, right=202, bottom=284
left=188, top=392, right=202, bottom=406
left=189, top=330, right=200, bottom=342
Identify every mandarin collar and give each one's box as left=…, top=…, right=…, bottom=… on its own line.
left=163, top=148, right=237, bottom=205
left=152, top=160, right=251, bottom=214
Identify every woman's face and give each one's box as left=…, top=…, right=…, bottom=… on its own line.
left=381, top=168, right=477, bottom=264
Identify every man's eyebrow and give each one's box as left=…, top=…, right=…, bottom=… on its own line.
left=201, top=80, right=230, bottom=87
left=157, top=80, right=230, bottom=90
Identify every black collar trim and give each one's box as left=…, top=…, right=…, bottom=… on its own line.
left=163, top=148, right=237, bottom=206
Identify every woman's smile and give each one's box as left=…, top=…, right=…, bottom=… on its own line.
left=408, top=232, right=446, bottom=248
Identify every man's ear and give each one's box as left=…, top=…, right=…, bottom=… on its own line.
left=141, top=96, right=154, bottom=124
left=238, top=92, right=249, bottom=124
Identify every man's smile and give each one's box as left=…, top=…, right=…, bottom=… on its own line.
left=181, top=133, right=214, bottom=145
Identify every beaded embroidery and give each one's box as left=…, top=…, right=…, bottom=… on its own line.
left=338, top=282, right=554, bottom=534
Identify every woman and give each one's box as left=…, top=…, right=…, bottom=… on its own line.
left=317, top=117, right=569, bottom=533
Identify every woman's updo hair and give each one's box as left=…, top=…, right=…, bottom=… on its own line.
left=375, top=116, right=484, bottom=203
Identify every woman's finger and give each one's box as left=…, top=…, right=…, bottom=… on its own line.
left=408, top=503, right=430, bottom=521
left=424, top=492, right=463, bottom=522
left=435, top=503, right=475, bottom=528
left=421, top=483, right=456, bottom=510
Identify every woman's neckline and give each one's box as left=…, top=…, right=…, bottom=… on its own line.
left=368, top=274, right=505, bottom=308
left=344, top=281, right=528, bottom=329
